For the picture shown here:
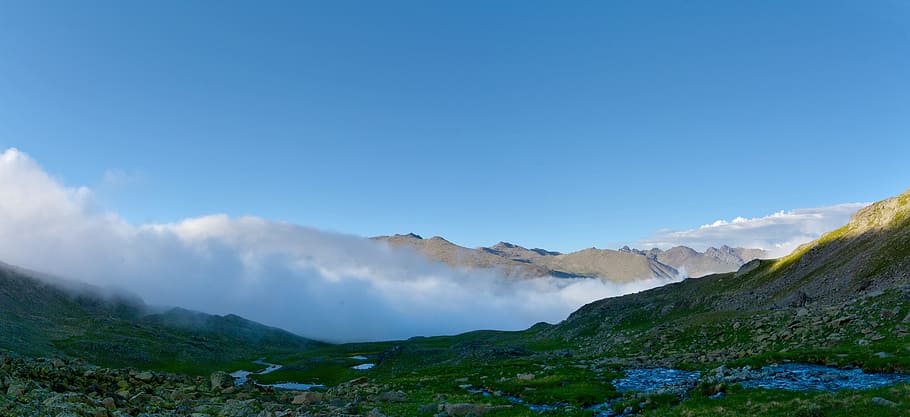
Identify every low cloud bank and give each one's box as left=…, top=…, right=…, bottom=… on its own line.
left=638, top=203, right=868, bottom=258
left=0, top=148, right=678, bottom=342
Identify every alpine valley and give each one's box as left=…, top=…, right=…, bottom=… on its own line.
left=3, top=189, right=910, bottom=417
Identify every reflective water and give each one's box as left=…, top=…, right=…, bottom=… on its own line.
left=230, top=359, right=323, bottom=391
left=738, top=363, right=910, bottom=391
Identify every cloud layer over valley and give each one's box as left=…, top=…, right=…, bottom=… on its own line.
left=638, top=203, right=868, bottom=258
left=0, top=148, right=681, bottom=342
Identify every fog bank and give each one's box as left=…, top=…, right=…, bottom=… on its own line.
left=0, top=148, right=678, bottom=342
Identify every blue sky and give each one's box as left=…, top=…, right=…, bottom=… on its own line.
left=1, top=1, right=908, bottom=252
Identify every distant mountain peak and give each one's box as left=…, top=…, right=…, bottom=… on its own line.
left=492, top=241, right=519, bottom=249
left=376, top=233, right=767, bottom=281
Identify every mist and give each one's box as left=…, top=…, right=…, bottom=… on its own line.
left=0, top=148, right=681, bottom=342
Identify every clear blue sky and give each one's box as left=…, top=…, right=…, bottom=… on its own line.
left=1, top=1, right=907, bottom=252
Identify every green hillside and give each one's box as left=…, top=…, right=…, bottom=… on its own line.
left=0, top=265, right=325, bottom=375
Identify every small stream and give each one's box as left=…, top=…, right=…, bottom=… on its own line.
left=612, top=368, right=702, bottom=394
left=616, top=363, right=910, bottom=394
left=463, top=363, right=910, bottom=416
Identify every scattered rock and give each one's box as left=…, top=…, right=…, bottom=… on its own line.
left=881, top=307, right=900, bottom=320
left=872, top=397, right=897, bottom=407
left=441, top=403, right=503, bottom=416
left=833, top=316, right=854, bottom=326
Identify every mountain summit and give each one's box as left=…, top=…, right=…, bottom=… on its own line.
left=374, top=233, right=767, bottom=282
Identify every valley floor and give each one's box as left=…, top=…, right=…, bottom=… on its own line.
left=2, top=351, right=909, bottom=417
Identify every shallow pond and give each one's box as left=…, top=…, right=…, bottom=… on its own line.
left=230, top=359, right=324, bottom=391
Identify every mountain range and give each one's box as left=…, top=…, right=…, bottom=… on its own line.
left=3, top=188, right=910, bottom=416
left=374, top=233, right=768, bottom=281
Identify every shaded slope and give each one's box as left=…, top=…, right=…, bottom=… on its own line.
left=0, top=264, right=324, bottom=374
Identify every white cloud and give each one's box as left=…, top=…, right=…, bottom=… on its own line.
left=638, top=203, right=869, bottom=257
left=0, top=148, right=678, bottom=342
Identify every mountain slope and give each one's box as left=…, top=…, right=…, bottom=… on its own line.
left=373, top=234, right=576, bottom=278
left=375, top=233, right=766, bottom=282
left=546, top=247, right=678, bottom=282
left=0, top=263, right=324, bottom=374
left=653, top=245, right=768, bottom=278
left=546, top=188, right=910, bottom=369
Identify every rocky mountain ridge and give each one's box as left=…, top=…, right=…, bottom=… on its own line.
left=374, top=233, right=768, bottom=282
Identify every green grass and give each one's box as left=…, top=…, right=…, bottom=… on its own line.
left=641, top=383, right=910, bottom=417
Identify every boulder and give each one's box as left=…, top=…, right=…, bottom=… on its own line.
left=102, top=397, right=116, bottom=410
left=6, top=383, right=27, bottom=397
left=375, top=390, right=408, bottom=402
left=872, top=397, right=897, bottom=407
left=209, top=371, right=234, bottom=390
left=347, top=376, right=370, bottom=385
left=367, top=408, right=387, bottom=417
left=291, top=392, right=324, bottom=405
left=135, top=372, right=154, bottom=383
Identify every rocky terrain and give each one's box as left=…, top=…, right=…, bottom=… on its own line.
left=3, top=189, right=910, bottom=416
left=0, top=353, right=444, bottom=417
left=374, top=234, right=766, bottom=282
